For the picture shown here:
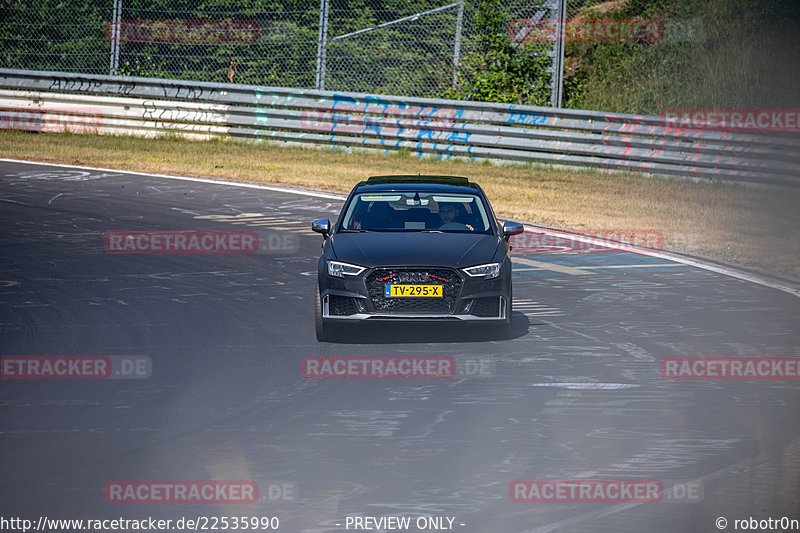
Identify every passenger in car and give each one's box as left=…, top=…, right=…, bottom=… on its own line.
left=365, top=201, right=400, bottom=230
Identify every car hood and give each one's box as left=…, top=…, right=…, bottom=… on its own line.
left=329, top=232, right=502, bottom=268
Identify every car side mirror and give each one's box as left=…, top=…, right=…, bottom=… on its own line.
left=312, top=219, right=331, bottom=238
left=502, top=221, right=524, bottom=241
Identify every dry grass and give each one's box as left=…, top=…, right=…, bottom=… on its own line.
left=2, top=129, right=798, bottom=279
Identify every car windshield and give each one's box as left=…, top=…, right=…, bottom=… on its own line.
left=339, top=192, right=494, bottom=234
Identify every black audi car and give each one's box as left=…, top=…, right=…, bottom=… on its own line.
left=311, top=175, right=524, bottom=341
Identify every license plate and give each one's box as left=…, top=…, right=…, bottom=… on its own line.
left=384, top=284, right=443, bottom=298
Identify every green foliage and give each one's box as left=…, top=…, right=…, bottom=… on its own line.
left=563, top=0, right=800, bottom=113
left=325, top=7, right=459, bottom=97
left=447, top=0, right=551, bottom=105
left=0, top=0, right=110, bottom=73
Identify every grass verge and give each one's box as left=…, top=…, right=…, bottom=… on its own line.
left=2, top=129, right=799, bottom=280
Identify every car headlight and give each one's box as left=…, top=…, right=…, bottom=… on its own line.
left=462, top=262, right=501, bottom=279
left=327, top=260, right=366, bottom=278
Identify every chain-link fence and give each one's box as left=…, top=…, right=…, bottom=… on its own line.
left=321, top=2, right=471, bottom=97
left=0, top=0, right=587, bottom=102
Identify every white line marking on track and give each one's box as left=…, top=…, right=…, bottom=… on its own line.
left=0, top=158, right=347, bottom=200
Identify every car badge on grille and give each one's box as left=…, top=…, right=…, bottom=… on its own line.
left=398, top=272, right=429, bottom=283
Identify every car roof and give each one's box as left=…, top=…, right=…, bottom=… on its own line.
left=353, top=175, right=482, bottom=193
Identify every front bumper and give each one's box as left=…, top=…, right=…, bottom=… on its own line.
left=320, top=266, right=509, bottom=323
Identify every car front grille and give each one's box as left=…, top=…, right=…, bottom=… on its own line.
left=365, top=268, right=462, bottom=314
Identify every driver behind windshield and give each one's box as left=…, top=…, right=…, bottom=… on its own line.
left=437, top=202, right=474, bottom=231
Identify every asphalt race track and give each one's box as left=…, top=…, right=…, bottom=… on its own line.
left=1, top=160, right=799, bottom=533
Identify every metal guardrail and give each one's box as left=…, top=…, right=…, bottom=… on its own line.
left=1, top=69, right=798, bottom=186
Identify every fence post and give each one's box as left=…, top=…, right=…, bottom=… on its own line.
left=549, top=0, right=566, bottom=107
left=109, top=0, right=122, bottom=75
left=452, top=0, right=465, bottom=88
left=316, top=0, right=330, bottom=91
